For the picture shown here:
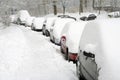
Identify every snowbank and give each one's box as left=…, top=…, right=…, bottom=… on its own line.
left=0, top=26, right=31, bottom=80
left=0, top=25, right=78, bottom=80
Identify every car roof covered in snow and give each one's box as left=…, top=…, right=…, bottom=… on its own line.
left=65, top=21, right=87, bottom=38
left=53, top=18, right=75, bottom=38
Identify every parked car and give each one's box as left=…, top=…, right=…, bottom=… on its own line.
left=108, top=11, right=120, bottom=18
left=76, top=18, right=120, bottom=80
left=50, top=18, right=75, bottom=45
left=87, top=14, right=97, bottom=20
left=60, top=21, right=87, bottom=63
left=80, top=16, right=87, bottom=21
left=57, top=15, right=71, bottom=18
left=57, top=15, right=76, bottom=20
left=25, top=17, right=35, bottom=27
left=31, top=17, right=45, bottom=31
left=42, top=17, right=57, bottom=36
left=80, top=14, right=97, bottom=21
left=16, top=10, right=30, bottom=25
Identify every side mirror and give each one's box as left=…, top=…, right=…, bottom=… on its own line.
left=83, top=51, right=95, bottom=58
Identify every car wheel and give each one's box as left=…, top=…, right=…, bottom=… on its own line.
left=65, top=48, right=68, bottom=60
left=53, top=37, right=55, bottom=43
left=42, top=27, right=45, bottom=35
left=60, top=45, right=64, bottom=53
left=76, top=61, right=80, bottom=79
left=68, top=53, right=70, bottom=62
left=42, top=31, right=45, bottom=35
left=45, top=30, right=50, bottom=37
left=31, top=24, right=35, bottom=30
left=76, top=61, right=86, bottom=80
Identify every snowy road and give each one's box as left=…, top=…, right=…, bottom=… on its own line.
left=0, top=24, right=78, bottom=80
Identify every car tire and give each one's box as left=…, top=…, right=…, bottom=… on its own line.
left=42, top=31, right=45, bottom=35
left=76, top=61, right=86, bottom=80
left=76, top=61, right=80, bottom=79
left=31, top=24, right=35, bottom=30
left=68, top=53, right=70, bottom=62
left=42, top=27, right=45, bottom=35
left=60, top=45, right=64, bottom=53
left=65, top=48, right=68, bottom=60
left=53, top=37, right=55, bottom=43
left=45, top=30, right=50, bottom=37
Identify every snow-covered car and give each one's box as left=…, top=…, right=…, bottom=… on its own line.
left=76, top=19, right=120, bottom=80
left=58, top=15, right=76, bottom=21
left=42, top=17, right=57, bottom=36
left=25, top=17, right=35, bottom=27
left=108, top=11, right=120, bottom=18
left=80, top=16, right=87, bottom=21
left=50, top=18, right=75, bottom=45
left=80, top=14, right=97, bottom=21
left=57, top=15, right=71, bottom=18
left=16, top=10, right=30, bottom=25
left=87, top=14, right=97, bottom=20
left=60, top=21, right=87, bottom=63
left=31, top=17, right=45, bottom=31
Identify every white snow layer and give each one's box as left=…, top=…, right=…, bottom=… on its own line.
left=0, top=25, right=78, bottom=80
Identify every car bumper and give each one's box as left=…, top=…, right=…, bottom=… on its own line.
left=68, top=53, right=77, bottom=61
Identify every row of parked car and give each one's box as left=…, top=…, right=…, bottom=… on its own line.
left=41, top=13, right=120, bottom=80
left=9, top=10, right=45, bottom=31
left=10, top=10, right=120, bottom=80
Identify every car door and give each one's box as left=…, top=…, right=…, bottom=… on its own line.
left=80, top=50, right=98, bottom=80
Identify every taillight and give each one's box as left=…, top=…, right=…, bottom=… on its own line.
left=61, top=36, right=66, bottom=42
left=69, top=53, right=77, bottom=61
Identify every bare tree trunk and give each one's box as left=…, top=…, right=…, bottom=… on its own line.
left=63, top=6, right=65, bottom=14
left=98, top=0, right=102, bottom=14
left=79, top=0, right=83, bottom=14
left=53, top=1, right=57, bottom=15
left=92, top=0, right=95, bottom=9
left=85, top=0, right=87, bottom=8
left=61, top=0, right=67, bottom=14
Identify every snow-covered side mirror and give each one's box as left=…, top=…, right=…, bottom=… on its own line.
left=83, top=44, right=96, bottom=58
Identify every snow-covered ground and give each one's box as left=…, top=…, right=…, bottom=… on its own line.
left=0, top=24, right=78, bottom=80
